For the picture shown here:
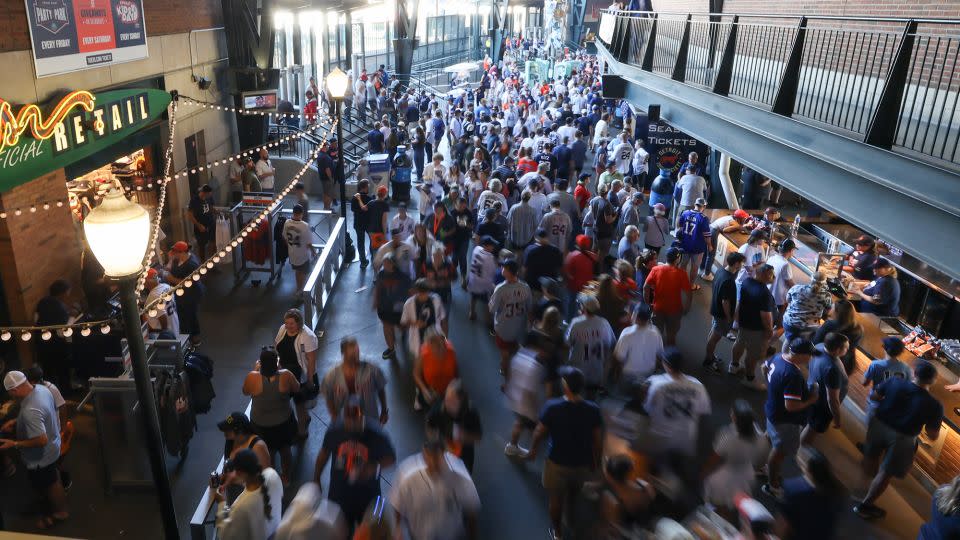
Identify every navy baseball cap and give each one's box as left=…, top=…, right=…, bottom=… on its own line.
left=882, top=336, right=905, bottom=356
left=788, top=338, right=816, bottom=355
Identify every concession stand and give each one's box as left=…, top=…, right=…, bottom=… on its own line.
left=707, top=209, right=960, bottom=490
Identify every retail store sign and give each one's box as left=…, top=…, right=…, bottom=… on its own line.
left=637, top=115, right=710, bottom=176
left=0, top=88, right=171, bottom=191
left=25, top=0, right=149, bottom=78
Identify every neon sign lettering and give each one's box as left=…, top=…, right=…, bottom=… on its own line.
left=0, top=90, right=96, bottom=153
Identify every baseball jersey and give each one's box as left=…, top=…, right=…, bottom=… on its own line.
left=489, top=280, right=533, bottom=342
left=467, top=247, right=498, bottom=295
left=644, top=373, right=711, bottom=454
left=539, top=210, right=573, bottom=251
left=146, top=283, right=179, bottom=335
left=566, top=314, right=616, bottom=387
left=613, top=142, right=634, bottom=175
left=677, top=210, right=712, bottom=254
left=283, top=219, right=313, bottom=266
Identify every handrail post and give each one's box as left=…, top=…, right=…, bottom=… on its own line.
left=771, top=17, right=808, bottom=116
left=672, top=14, right=693, bottom=82
left=612, top=12, right=632, bottom=63
left=712, top=16, right=738, bottom=96
left=641, top=14, right=658, bottom=72
left=865, top=20, right=918, bottom=149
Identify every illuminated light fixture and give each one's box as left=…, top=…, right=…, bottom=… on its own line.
left=0, top=331, right=10, bottom=341
left=20, top=331, right=31, bottom=341
left=83, top=188, right=151, bottom=277
left=0, top=90, right=96, bottom=153
left=80, top=327, right=92, bottom=337
left=40, top=330, right=52, bottom=341
left=100, top=324, right=111, bottom=334
left=61, top=327, right=73, bottom=338
left=326, top=67, right=349, bottom=99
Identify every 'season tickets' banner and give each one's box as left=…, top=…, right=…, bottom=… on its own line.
left=25, top=0, right=148, bottom=78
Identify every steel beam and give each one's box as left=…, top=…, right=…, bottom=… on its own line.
left=490, top=0, right=511, bottom=61
left=393, top=0, right=421, bottom=85
left=597, top=41, right=960, bottom=281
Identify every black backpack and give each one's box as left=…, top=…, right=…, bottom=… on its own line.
left=345, top=232, right=357, bottom=264
left=184, top=352, right=216, bottom=414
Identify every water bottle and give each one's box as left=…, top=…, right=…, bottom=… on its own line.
left=792, top=214, right=801, bottom=238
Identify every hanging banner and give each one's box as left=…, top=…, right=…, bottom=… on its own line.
left=636, top=114, right=710, bottom=177
left=0, top=88, right=171, bottom=191
left=25, top=0, right=148, bottom=78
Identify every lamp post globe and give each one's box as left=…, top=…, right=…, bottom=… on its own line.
left=83, top=188, right=151, bottom=278
left=326, top=66, right=349, bottom=99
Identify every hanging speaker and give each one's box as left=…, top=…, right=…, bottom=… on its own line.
left=648, top=104, right=661, bottom=122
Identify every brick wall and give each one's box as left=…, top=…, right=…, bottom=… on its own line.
left=0, top=169, right=82, bottom=327
left=0, top=0, right=223, bottom=53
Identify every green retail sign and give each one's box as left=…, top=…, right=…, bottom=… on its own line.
left=0, top=88, right=171, bottom=192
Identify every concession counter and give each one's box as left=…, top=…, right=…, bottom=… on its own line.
left=706, top=210, right=960, bottom=489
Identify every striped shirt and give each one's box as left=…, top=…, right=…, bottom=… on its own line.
left=507, top=202, right=540, bottom=248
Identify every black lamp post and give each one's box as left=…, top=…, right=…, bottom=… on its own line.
left=83, top=189, right=179, bottom=539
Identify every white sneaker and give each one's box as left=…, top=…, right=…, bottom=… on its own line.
left=727, top=363, right=744, bottom=376
left=504, top=443, right=528, bottom=458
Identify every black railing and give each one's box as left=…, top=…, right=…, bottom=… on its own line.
left=602, top=10, right=960, bottom=168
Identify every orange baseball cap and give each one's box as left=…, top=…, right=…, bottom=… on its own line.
left=171, top=241, right=190, bottom=253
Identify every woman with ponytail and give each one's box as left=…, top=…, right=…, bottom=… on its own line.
left=213, top=449, right=284, bottom=540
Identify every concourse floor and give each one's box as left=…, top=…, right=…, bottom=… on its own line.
left=0, top=195, right=927, bottom=538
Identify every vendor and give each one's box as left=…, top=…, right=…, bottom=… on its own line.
left=843, top=235, right=878, bottom=280
left=855, top=258, right=901, bottom=317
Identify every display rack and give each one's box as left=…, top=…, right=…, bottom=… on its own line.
left=232, top=193, right=282, bottom=286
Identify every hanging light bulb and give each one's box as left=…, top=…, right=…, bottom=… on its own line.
left=205, top=261, right=214, bottom=269
left=224, top=245, right=233, bottom=253
left=148, top=309, right=158, bottom=317
left=80, top=327, right=92, bottom=337
left=0, top=331, right=11, bottom=341
left=40, top=330, right=52, bottom=341
left=21, top=331, right=32, bottom=341
left=212, top=255, right=221, bottom=263
left=184, top=279, right=194, bottom=288
left=199, top=267, right=208, bottom=275
left=100, top=324, right=111, bottom=334
left=61, top=327, right=73, bottom=338
left=176, top=288, right=185, bottom=296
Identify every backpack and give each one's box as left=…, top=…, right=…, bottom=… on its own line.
left=184, top=352, right=216, bottom=414
left=344, top=232, right=357, bottom=264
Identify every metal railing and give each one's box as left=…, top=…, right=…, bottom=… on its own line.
left=602, top=9, right=960, bottom=168
left=189, top=213, right=346, bottom=539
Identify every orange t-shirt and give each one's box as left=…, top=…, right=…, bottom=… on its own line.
left=644, top=264, right=691, bottom=315
left=420, top=342, right=458, bottom=395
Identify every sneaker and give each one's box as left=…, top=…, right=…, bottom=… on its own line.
left=725, top=331, right=737, bottom=341
left=853, top=503, right=887, bottom=520
left=382, top=348, right=394, bottom=359
left=504, top=443, right=529, bottom=458
left=761, top=483, right=784, bottom=501
left=727, top=362, right=744, bottom=376
left=360, top=260, right=369, bottom=268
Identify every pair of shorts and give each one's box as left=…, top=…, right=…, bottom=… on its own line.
left=652, top=311, right=682, bottom=336
left=377, top=310, right=402, bottom=326
left=766, top=419, right=801, bottom=455
left=864, top=416, right=918, bottom=478
left=515, top=413, right=537, bottom=430
left=470, top=293, right=490, bottom=303
left=495, top=335, right=518, bottom=351
left=711, top=317, right=732, bottom=335
left=542, top=459, right=593, bottom=492
left=807, top=408, right=834, bottom=434
left=26, top=462, right=60, bottom=491
left=254, top=415, right=298, bottom=450
left=734, top=328, right=769, bottom=362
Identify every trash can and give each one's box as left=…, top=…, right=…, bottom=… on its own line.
left=391, top=146, right=412, bottom=203
left=367, top=153, right=391, bottom=191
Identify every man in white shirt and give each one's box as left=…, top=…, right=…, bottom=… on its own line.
left=614, top=303, right=663, bottom=385
left=255, top=148, right=276, bottom=191
left=283, top=204, right=316, bottom=296
left=631, top=140, right=649, bottom=189
left=674, top=171, right=707, bottom=228
left=644, top=348, right=711, bottom=458
left=766, top=238, right=797, bottom=316
left=144, top=268, right=180, bottom=336
left=612, top=133, right=634, bottom=176
left=389, top=440, right=480, bottom=540
left=389, top=202, right=416, bottom=242
left=557, top=117, right=578, bottom=145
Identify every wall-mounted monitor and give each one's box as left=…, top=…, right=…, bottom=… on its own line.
left=241, top=90, right=279, bottom=112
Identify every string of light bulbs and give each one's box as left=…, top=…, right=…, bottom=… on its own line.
left=178, top=95, right=335, bottom=122
left=138, top=119, right=338, bottom=318
left=0, top=121, right=331, bottom=221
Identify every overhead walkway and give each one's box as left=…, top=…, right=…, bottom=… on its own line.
left=597, top=10, right=960, bottom=281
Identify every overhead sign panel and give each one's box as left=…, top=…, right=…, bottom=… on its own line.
left=25, top=0, right=149, bottom=78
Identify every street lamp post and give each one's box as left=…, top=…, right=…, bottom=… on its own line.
left=83, top=189, right=179, bottom=540
left=326, top=67, right=349, bottom=219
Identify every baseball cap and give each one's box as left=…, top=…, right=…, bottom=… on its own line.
left=480, top=235, right=498, bottom=247
left=733, top=209, right=750, bottom=220
left=578, top=172, right=593, bottom=180
left=874, top=258, right=892, bottom=269
left=376, top=185, right=388, bottom=195
left=539, top=276, right=561, bottom=297
left=171, top=241, right=190, bottom=253
left=575, top=234, right=592, bottom=250
left=578, top=294, right=601, bottom=314
left=292, top=203, right=305, bottom=214
left=660, top=347, right=683, bottom=370
left=632, top=191, right=644, bottom=201
left=200, top=184, right=213, bottom=193
left=217, top=411, right=252, bottom=432
left=146, top=268, right=159, bottom=279
left=3, top=370, right=26, bottom=391
left=666, top=246, right=683, bottom=263
left=694, top=197, right=707, bottom=207
left=882, top=336, right=905, bottom=356
left=788, top=338, right=816, bottom=355
left=915, top=360, right=937, bottom=384
left=749, top=229, right=766, bottom=241
left=501, top=259, right=520, bottom=274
